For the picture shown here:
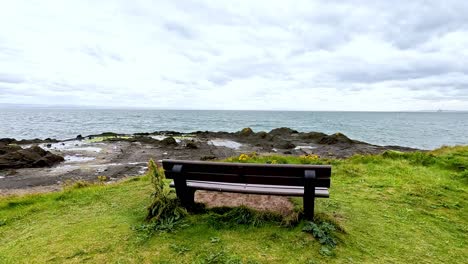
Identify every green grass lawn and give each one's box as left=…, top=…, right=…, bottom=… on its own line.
left=0, top=146, right=467, bottom=263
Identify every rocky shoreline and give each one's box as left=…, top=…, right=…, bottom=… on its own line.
left=0, top=127, right=418, bottom=195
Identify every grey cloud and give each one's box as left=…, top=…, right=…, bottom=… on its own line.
left=384, top=2, right=468, bottom=49
left=335, top=66, right=457, bottom=84
left=0, top=73, right=25, bottom=84
left=164, top=22, right=195, bottom=39
left=82, top=46, right=123, bottom=64
left=208, top=74, right=231, bottom=86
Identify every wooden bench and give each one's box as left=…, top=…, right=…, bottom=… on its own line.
left=162, top=159, right=332, bottom=219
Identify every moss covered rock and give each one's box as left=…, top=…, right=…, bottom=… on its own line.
left=239, top=127, right=254, bottom=137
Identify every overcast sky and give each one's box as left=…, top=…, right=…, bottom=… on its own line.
left=0, top=0, right=467, bottom=111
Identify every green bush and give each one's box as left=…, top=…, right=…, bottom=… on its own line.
left=145, top=159, right=187, bottom=224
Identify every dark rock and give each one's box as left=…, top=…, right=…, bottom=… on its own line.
left=275, top=141, right=296, bottom=149
left=283, top=151, right=292, bottom=154
left=160, top=137, right=178, bottom=146
left=300, top=132, right=328, bottom=141
left=100, top=132, right=118, bottom=137
left=0, top=138, right=16, bottom=144
left=200, top=155, right=217, bottom=161
left=1, top=137, right=58, bottom=145
left=76, top=134, right=84, bottom=140
left=185, top=141, right=198, bottom=149
left=134, top=132, right=150, bottom=136
left=131, top=136, right=159, bottom=144
left=269, top=127, right=298, bottom=137
left=29, top=138, right=58, bottom=144
left=256, top=131, right=271, bottom=140
left=0, top=145, right=64, bottom=169
left=0, top=143, right=21, bottom=155
left=318, top=133, right=354, bottom=145
left=155, top=131, right=183, bottom=136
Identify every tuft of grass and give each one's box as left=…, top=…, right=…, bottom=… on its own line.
left=63, top=179, right=93, bottom=190
left=204, top=206, right=283, bottom=229
left=144, top=159, right=187, bottom=231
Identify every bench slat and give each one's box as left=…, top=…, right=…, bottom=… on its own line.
left=169, top=180, right=330, bottom=198
left=166, top=171, right=331, bottom=188
left=162, top=160, right=331, bottom=179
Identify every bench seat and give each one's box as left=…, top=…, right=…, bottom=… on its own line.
left=169, top=180, right=329, bottom=197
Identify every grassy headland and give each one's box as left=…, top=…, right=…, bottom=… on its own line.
left=0, top=146, right=467, bottom=263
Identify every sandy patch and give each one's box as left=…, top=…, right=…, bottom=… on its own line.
left=195, top=190, right=294, bottom=216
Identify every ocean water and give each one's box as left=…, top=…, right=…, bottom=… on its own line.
left=0, top=109, right=467, bottom=149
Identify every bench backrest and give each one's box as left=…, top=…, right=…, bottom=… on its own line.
left=162, top=159, right=331, bottom=188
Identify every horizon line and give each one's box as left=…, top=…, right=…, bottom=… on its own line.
left=0, top=103, right=467, bottom=112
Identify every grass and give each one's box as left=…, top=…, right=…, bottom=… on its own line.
left=0, top=146, right=467, bottom=263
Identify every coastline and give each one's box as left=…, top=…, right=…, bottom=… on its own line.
left=1, top=127, right=423, bottom=195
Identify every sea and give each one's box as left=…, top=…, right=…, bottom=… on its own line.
left=0, top=108, right=467, bottom=150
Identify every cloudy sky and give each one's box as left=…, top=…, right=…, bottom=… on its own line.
left=0, top=0, right=467, bottom=111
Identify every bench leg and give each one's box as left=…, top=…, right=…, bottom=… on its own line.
left=304, top=170, right=316, bottom=220
left=303, top=196, right=315, bottom=220
left=174, top=175, right=195, bottom=209
left=181, top=188, right=196, bottom=209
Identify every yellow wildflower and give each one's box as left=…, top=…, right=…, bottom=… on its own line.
left=238, top=154, right=249, bottom=161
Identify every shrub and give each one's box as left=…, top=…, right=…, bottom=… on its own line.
left=145, top=159, right=187, bottom=224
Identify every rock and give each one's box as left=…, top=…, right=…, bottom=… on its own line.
left=185, top=141, right=198, bottom=149
left=100, top=132, right=118, bottom=137
left=76, top=134, right=84, bottom=140
left=255, top=131, right=271, bottom=140
left=275, top=141, right=296, bottom=149
left=318, top=133, right=354, bottom=145
left=134, top=132, right=150, bottom=136
left=154, top=131, right=183, bottom=136
left=131, top=136, right=159, bottom=144
left=160, top=137, right=178, bottom=146
left=269, top=127, right=298, bottom=137
left=0, top=138, right=16, bottom=144
left=239, top=127, right=254, bottom=137
left=1, top=138, right=59, bottom=145
left=0, top=143, right=21, bottom=155
left=300, top=132, right=328, bottom=141
left=200, top=155, right=217, bottom=161
left=283, top=151, right=292, bottom=154
left=0, top=145, right=64, bottom=169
